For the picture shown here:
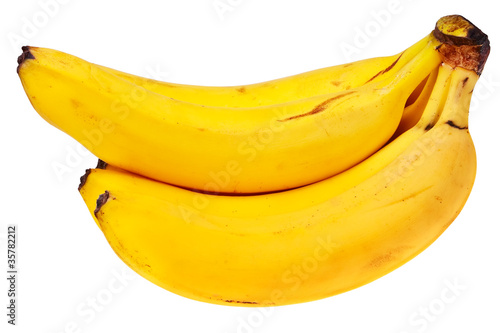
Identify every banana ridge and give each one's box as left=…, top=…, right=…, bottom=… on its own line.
left=95, top=34, right=432, bottom=107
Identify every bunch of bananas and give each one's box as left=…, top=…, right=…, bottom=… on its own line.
left=17, top=15, right=490, bottom=306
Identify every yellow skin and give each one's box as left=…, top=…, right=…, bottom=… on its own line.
left=392, top=66, right=439, bottom=137
left=18, top=37, right=441, bottom=193
left=97, top=35, right=432, bottom=107
left=100, top=35, right=434, bottom=137
left=79, top=64, right=478, bottom=306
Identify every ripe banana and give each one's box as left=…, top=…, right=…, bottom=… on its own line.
left=392, top=66, right=439, bottom=137
left=96, top=35, right=432, bottom=107
left=78, top=60, right=482, bottom=306
left=99, top=35, right=433, bottom=142
left=17, top=37, right=442, bottom=193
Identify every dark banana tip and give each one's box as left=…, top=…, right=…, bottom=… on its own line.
left=433, top=15, right=490, bottom=75
left=78, top=160, right=109, bottom=191
left=94, top=191, right=111, bottom=218
left=96, top=159, right=108, bottom=169
left=78, top=169, right=92, bottom=191
left=17, top=46, right=35, bottom=74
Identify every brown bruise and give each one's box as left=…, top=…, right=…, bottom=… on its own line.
left=278, top=91, right=356, bottom=122
left=446, top=120, right=468, bottom=130
left=365, top=51, right=405, bottom=84
left=221, top=299, right=259, bottom=305
left=367, top=246, right=411, bottom=269
left=462, top=77, right=469, bottom=87
left=94, top=190, right=112, bottom=217
left=435, top=43, right=489, bottom=75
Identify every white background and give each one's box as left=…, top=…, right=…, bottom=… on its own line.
left=1, top=0, right=499, bottom=332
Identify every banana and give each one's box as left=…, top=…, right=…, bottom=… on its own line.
left=17, top=36, right=442, bottom=193
left=95, top=35, right=432, bottom=107
left=98, top=35, right=434, bottom=142
left=392, top=66, right=439, bottom=137
left=78, top=61, right=482, bottom=306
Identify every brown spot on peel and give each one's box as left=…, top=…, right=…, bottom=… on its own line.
left=236, top=87, right=247, bottom=93
left=222, top=299, right=259, bottom=305
left=278, top=91, right=356, bottom=122
left=365, top=51, right=405, bottom=84
left=424, top=123, right=434, bottom=131
left=369, top=252, right=395, bottom=268
left=94, top=191, right=112, bottom=218
left=17, top=46, right=35, bottom=74
left=368, top=246, right=411, bottom=269
left=462, top=77, right=469, bottom=87
left=446, top=120, right=468, bottom=130
left=70, top=99, right=82, bottom=109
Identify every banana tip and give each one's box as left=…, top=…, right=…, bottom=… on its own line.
left=433, top=15, right=490, bottom=75
left=17, top=46, right=35, bottom=74
left=78, top=161, right=108, bottom=191
left=96, top=159, right=108, bottom=170
left=94, top=191, right=111, bottom=218
left=78, top=169, right=92, bottom=191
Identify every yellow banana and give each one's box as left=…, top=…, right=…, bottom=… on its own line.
left=96, top=35, right=432, bottom=107
left=78, top=62, right=481, bottom=306
left=392, top=66, right=439, bottom=137
left=17, top=37, right=441, bottom=193
left=98, top=35, right=434, bottom=142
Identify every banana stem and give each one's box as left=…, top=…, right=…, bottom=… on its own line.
left=433, top=15, right=490, bottom=75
